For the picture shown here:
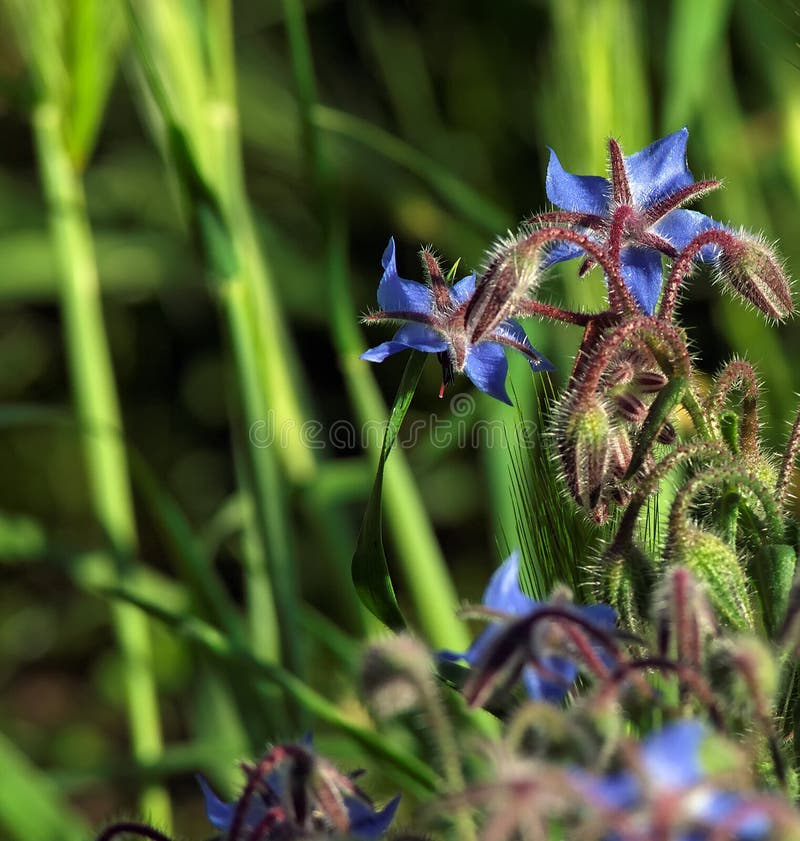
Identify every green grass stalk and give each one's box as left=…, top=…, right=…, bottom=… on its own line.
left=32, top=102, right=170, bottom=827
left=280, top=0, right=469, bottom=649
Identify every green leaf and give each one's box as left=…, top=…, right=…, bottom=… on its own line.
left=753, top=543, right=797, bottom=636
left=352, top=351, right=426, bottom=629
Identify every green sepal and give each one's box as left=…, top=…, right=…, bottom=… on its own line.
left=675, top=527, right=754, bottom=630
left=753, top=543, right=797, bottom=636
left=352, top=351, right=426, bottom=630
left=625, top=375, right=686, bottom=479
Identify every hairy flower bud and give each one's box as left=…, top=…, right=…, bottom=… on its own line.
left=670, top=527, right=753, bottom=630
left=361, top=634, right=433, bottom=718
left=612, top=391, right=648, bottom=425
left=714, top=232, right=793, bottom=321
left=557, top=395, right=612, bottom=517
left=634, top=370, right=669, bottom=393
left=467, top=226, right=545, bottom=342
left=656, top=420, right=676, bottom=445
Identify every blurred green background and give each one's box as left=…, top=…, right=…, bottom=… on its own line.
left=1, top=0, right=800, bottom=838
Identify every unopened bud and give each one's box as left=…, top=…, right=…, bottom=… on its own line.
left=670, top=527, right=753, bottom=630
left=612, top=391, right=648, bottom=424
left=715, top=232, right=793, bottom=321
left=603, top=360, right=635, bottom=387
left=467, top=226, right=545, bottom=342
left=634, top=370, right=668, bottom=393
left=657, top=421, right=676, bottom=445
left=361, top=635, right=433, bottom=718
left=557, top=395, right=612, bottom=516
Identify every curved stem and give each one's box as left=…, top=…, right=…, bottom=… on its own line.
left=604, top=441, right=730, bottom=560
left=668, top=469, right=784, bottom=548
left=658, top=228, right=740, bottom=321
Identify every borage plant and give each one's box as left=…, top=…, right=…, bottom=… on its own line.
left=97, top=129, right=800, bottom=841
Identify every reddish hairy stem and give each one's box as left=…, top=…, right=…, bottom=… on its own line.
left=658, top=228, right=740, bottom=320
left=708, top=359, right=760, bottom=452
left=599, top=657, right=723, bottom=727
left=515, top=299, right=617, bottom=327
left=505, top=225, right=638, bottom=315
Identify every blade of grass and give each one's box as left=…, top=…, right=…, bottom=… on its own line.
left=15, top=24, right=172, bottom=823
left=103, top=585, right=440, bottom=794
left=281, top=0, right=469, bottom=649
left=0, top=732, right=89, bottom=841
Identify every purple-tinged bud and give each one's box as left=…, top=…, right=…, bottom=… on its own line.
left=467, top=226, right=545, bottom=342
left=670, top=527, right=753, bottom=631
left=612, top=391, right=648, bottom=425
left=635, top=370, right=669, bottom=393
left=714, top=232, right=793, bottom=322
left=608, top=428, right=633, bottom=480
left=557, top=395, right=612, bottom=517
left=657, top=421, right=676, bottom=445
left=603, top=360, right=636, bottom=387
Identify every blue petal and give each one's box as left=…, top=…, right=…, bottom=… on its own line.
left=620, top=246, right=664, bottom=314
left=377, top=238, right=434, bottom=314
left=481, top=550, right=537, bottom=614
left=346, top=795, right=401, bottom=839
left=641, top=720, right=706, bottom=789
left=390, top=323, right=449, bottom=353
left=463, top=341, right=511, bottom=404
left=361, top=341, right=410, bottom=363
left=450, top=274, right=477, bottom=305
left=580, top=603, right=617, bottom=630
left=522, top=656, right=577, bottom=703
left=655, top=209, right=725, bottom=262
left=625, top=128, right=694, bottom=209
left=570, top=769, right=639, bottom=810
left=459, top=553, right=536, bottom=666
left=541, top=239, right=587, bottom=269
left=197, top=776, right=235, bottom=831
left=700, top=792, right=771, bottom=840
left=546, top=148, right=610, bottom=215
left=493, top=320, right=555, bottom=373
left=361, top=324, right=448, bottom=362
left=461, top=625, right=504, bottom=667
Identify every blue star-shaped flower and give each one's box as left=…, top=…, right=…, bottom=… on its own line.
left=444, top=551, right=617, bottom=703
left=361, top=238, right=554, bottom=404
left=573, top=721, right=772, bottom=841
left=198, top=741, right=399, bottom=840
left=544, top=128, right=723, bottom=314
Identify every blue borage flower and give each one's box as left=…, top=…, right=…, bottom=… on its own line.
left=361, top=238, right=553, bottom=404
left=443, top=551, right=617, bottom=705
left=572, top=721, right=772, bottom=841
left=544, top=128, right=723, bottom=314
left=198, top=739, right=399, bottom=840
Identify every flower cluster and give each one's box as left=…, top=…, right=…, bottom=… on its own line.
left=361, top=129, right=791, bottom=417
left=95, top=129, right=800, bottom=841
left=199, top=741, right=399, bottom=841
left=442, top=552, right=618, bottom=706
